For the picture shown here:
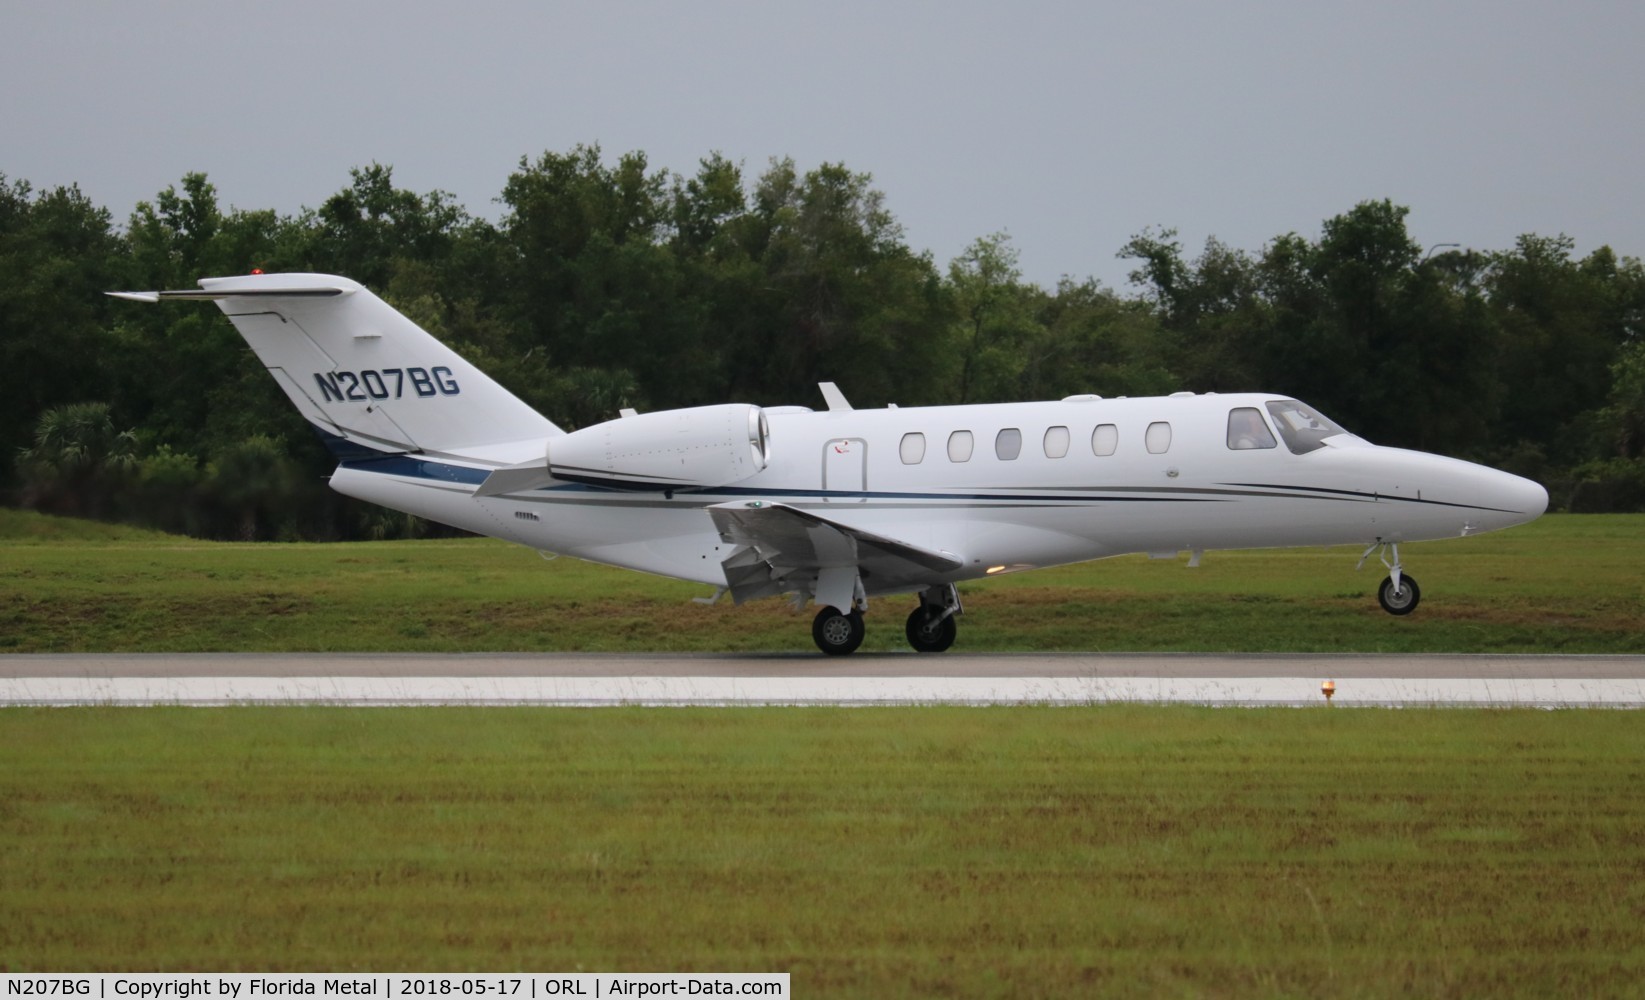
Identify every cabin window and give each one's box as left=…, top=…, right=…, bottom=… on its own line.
left=948, top=430, right=974, bottom=462
left=1043, top=425, right=1070, bottom=459
left=1092, top=424, right=1118, bottom=456
left=1226, top=407, right=1278, bottom=450
left=1145, top=421, right=1172, bottom=454
left=899, top=432, right=926, bottom=464
left=995, top=428, right=1023, bottom=460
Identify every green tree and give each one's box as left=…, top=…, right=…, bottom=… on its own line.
left=0, top=176, right=123, bottom=488
left=16, top=402, right=139, bottom=518
left=1486, top=235, right=1630, bottom=457
left=1034, top=279, right=1177, bottom=399
left=1119, top=227, right=1190, bottom=315
left=1599, top=340, right=1645, bottom=459
left=206, top=435, right=304, bottom=541
left=115, top=174, right=312, bottom=462
left=671, top=152, right=747, bottom=257
left=729, top=159, right=948, bottom=406
left=1302, top=200, right=1420, bottom=435
left=949, top=232, right=1040, bottom=403
left=126, top=172, right=225, bottom=285
left=1121, top=230, right=1269, bottom=393
left=131, top=446, right=205, bottom=536
left=498, top=145, right=682, bottom=419
left=302, top=163, right=480, bottom=290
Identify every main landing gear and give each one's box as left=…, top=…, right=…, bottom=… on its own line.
left=810, top=583, right=962, bottom=655
left=1359, top=541, right=1421, bottom=616
left=811, top=606, right=866, bottom=656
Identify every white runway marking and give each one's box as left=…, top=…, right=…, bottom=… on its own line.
left=4, top=674, right=1643, bottom=707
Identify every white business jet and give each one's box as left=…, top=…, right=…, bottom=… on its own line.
left=112, top=273, right=1548, bottom=655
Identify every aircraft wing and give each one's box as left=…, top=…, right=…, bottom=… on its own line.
left=707, top=501, right=963, bottom=606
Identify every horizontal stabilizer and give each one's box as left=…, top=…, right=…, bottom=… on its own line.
left=108, top=286, right=348, bottom=302
left=474, top=461, right=556, bottom=498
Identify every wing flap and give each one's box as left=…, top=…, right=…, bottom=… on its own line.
left=707, top=501, right=962, bottom=605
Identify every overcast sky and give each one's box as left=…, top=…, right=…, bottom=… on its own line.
left=4, top=0, right=1641, bottom=289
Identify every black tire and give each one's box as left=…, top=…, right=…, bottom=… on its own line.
left=812, top=607, right=865, bottom=655
left=1378, top=574, right=1421, bottom=615
left=905, top=607, right=957, bottom=653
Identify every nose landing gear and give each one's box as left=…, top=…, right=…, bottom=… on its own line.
left=905, top=607, right=958, bottom=652
left=905, top=583, right=962, bottom=653
left=1377, top=574, right=1421, bottom=615
left=1359, top=541, right=1421, bottom=616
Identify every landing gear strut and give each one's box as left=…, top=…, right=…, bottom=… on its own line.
left=1360, top=541, right=1421, bottom=616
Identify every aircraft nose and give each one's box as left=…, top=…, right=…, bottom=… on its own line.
left=1514, top=474, right=1549, bottom=520
left=1484, top=469, right=1548, bottom=528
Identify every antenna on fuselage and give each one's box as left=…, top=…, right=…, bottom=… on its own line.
left=818, top=382, right=853, bottom=412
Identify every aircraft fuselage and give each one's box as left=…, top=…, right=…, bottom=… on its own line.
left=331, top=391, right=1547, bottom=592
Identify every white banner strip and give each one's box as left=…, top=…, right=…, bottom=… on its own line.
left=0, top=974, right=787, bottom=1000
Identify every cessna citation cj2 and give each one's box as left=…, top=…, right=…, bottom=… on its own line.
left=112, top=273, right=1549, bottom=655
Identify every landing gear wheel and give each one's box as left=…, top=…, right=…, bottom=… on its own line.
left=1378, top=574, right=1421, bottom=615
left=812, top=607, right=866, bottom=656
left=905, top=607, right=957, bottom=653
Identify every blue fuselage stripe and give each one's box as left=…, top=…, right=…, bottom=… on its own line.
left=336, top=451, right=1515, bottom=513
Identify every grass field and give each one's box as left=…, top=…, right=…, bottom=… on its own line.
left=2, top=707, right=1641, bottom=995
left=1, top=509, right=1641, bottom=653
left=4, top=510, right=1642, bottom=995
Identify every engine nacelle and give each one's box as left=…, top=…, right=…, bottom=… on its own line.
left=547, top=403, right=770, bottom=490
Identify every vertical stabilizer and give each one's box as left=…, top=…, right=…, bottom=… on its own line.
left=114, top=273, right=561, bottom=462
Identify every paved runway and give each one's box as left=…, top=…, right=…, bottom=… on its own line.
left=3, top=652, right=1642, bottom=706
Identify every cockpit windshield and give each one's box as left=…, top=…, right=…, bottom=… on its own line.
left=1264, top=399, right=1350, bottom=455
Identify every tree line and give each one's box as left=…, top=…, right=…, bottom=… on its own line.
left=4, top=147, right=1644, bottom=540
